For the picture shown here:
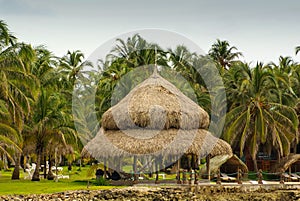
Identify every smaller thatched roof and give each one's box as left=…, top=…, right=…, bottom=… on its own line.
left=84, top=128, right=232, bottom=159
left=200, top=154, right=247, bottom=175
left=200, top=155, right=231, bottom=175
left=270, top=154, right=300, bottom=173
left=221, top=154, right=248, bottom=173
left=101, top=73, right=209, bottom=130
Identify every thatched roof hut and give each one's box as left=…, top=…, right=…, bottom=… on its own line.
left=84, top=70, right=232, bottom=180
left=221, top=154, right=248, bottom=174
left=270, top=154, right=300, bottom=173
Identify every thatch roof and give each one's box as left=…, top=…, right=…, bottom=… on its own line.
left=200, top=155, right=232, bottom=175
left=85, top=127, right=232, bottom=159
left=199, top=154, right=247, bottom=175
left=84, top=70, right=232, bottom=161
left=270, top=154, right=300, bottom=173
left=101, top=73, right=209, bottom=130
left=221, top=154, right=248, bottom=173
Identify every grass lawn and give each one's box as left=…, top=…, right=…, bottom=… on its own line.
left=0, top=166, right=117, bottom=195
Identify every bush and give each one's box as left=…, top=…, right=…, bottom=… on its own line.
left=94, top=177, right=109, bottom=186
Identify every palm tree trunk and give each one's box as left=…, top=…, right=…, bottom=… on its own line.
left=11, top=153, right=21, bottom=180
left=43, top=155, right=47, bottom=179
left=47, top=156, right=55, bottom=180
left=252, top=157, right=258, bottom=172
left=3, top=154, right=9, bottom=170
left=32, top=148, right=42, bottom=181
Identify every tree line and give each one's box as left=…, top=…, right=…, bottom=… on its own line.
left=1, top=20, right=300, bottom=181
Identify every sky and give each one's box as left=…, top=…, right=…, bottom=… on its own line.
left=0, top=0, right=300, bottom=64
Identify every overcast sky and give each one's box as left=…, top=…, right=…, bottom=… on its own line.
left=1, top=0, right=300, bottom=64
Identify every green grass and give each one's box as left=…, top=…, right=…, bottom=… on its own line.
left=0, top=166, right=117, bottom=195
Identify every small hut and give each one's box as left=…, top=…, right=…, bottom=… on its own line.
left=270, top=154, right=300, bottom=173
left=84, top=69, right=232, bottom=183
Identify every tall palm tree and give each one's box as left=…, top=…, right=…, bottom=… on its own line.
left=29, top=89, right=77, bottom=181
left=109, top=34, right=162, bottom=67
left=223, top=62, right=298, bottom=171
left=267, top=56, right=297, bottom=106
left=296, top=46, right=300, bottom=55
left=208, top=39, right=243, bottom=71
left=0, top=21, right=37, bottom=178
left=0, top=99, right=21, bottom=166
left=0, top=20, right=17, bottom=50
left=21, top=47, right=79, bottom=181
left=58, top=50, right=91, bottom=87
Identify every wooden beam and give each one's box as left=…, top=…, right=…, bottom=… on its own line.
left=133, top=156, right=138, bottom=183
left=206, top=155, right=210, bottom=181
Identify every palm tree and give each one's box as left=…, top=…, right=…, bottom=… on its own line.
left=109, top=34, right=162, bottom=67
left=0, top=99, right=21, bottom=170
left=0, top=21, right=37, bottom=178
left=0, top=20, right=17, bottom=50
left=167, top=46, right=213, bottom=112
left=267, top=56, right=297, bottom=106
left=29, top=89, right=77, bottom=181
left=58, top=50, right=92, bottom=87
left=296, top=46, right=300, bottom=55
left=223, top=62, right=298, bottom=171
left=208, top=39, right=243, bottom=71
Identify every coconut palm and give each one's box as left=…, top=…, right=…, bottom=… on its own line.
left=109, top=34, right=162, bottom=67
left=167, top=46, right=212, bottom=112
left=0, top=43, right=37, bottom=130
left=0, top=20, right=16, bottom=50
left=95, top=35, right=161, bottom=124
left=0, top=99, right=21, bottom=168
left=58, top=50, right=92, bottom=88
left=24, top=47, right=80, bottom=181
left=267, top=56, right=297, bottom=106
left=296, top=46, right=300, bottom=55
left=208, top=39, right=243, bottom=71
left=223, top=62, right=298, bottom=171
left=0, top=22, right=37, bottom=178
left=29, top=88, right=77, bottom=181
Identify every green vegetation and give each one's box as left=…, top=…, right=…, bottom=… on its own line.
left=1, top=18, right=300, bottom=191
left=0, top=167, right=115, bottom=195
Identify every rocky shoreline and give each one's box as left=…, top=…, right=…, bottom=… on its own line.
left=1, top=186, right=300, bottom=201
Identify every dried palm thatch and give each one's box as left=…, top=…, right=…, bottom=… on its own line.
left=101, top=73, right=209, bottom=130
left=200, top=154, right=232, bottom=175
left=270, top=154, right=300, bottom=173
left=85, top=127, right=232, bottom=159
left=222, top=154, right=248, bottom=173
left=84, top=71, right=232, bottom=162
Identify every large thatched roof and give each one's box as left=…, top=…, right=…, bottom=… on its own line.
left=84, top=70, right=232, bottom=160
left=85, top=128, right=232, bottom=159
left=101, top=73, right=209, bottom=130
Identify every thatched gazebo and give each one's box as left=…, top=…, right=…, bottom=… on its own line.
left=200, top=154, right=248, bottom=176
left=84, top=69, right=232, bottom=183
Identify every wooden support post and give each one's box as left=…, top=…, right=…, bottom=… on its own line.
left=216, top=168, right=221, bottom=185
left=177, top=159, right=181, bottom=184
left=206, top=155, right=211, bottom=181
left=190, top=170, right=195, bottom=185
left=133, top=156, right=138, bottom=183
left=258, top=169, right=263, bottom=184
left=193, top=154, right=199, bottom=185
left=182, top=169, right=187, bottom=184
left=237, top=168, right=242, bottom=184
left=155, top=158, right=159, bottom=184
left=194, top=169, right=198, bottom=185
left=280, top=169, right=284, bottom=184
left=104, top=159, right=107, bottom=179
